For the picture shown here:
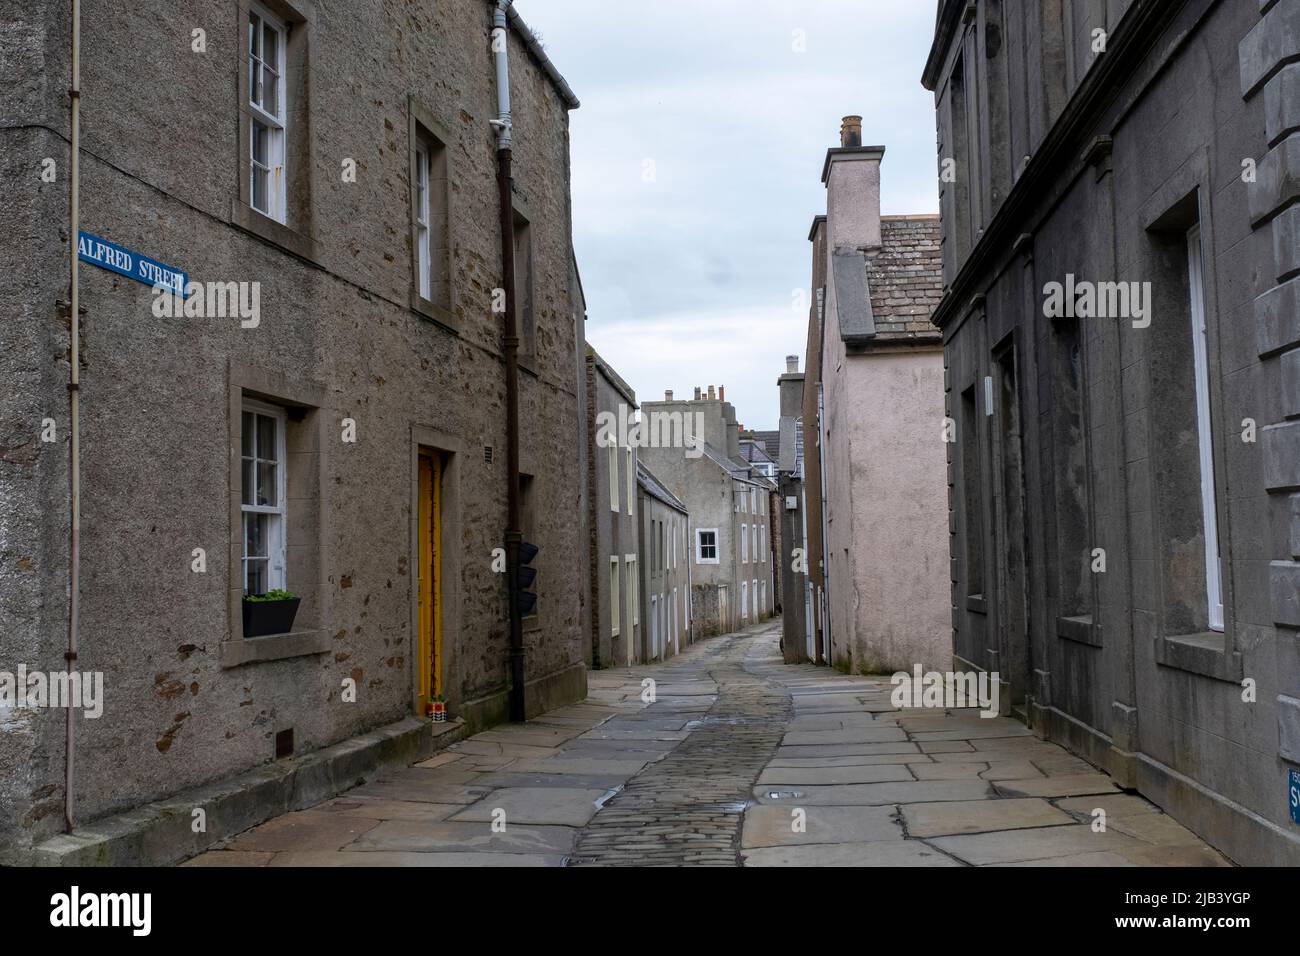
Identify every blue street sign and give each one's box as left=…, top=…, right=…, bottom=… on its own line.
left=77, top=231, right=187, bottom=296
left=1290, top=769, right=1300, bottom=826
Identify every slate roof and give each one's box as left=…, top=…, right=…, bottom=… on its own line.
left=740, top=430, right=780, bottom=462
left=636, top=460, right=688, bottom=515
left=698, top=441, right=776, bottom=489
left=865, top=215, right=944, bottom=341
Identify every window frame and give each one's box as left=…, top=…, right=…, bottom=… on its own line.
left=741, top=523, right=748, bottom=564
left=741, top=581, right=749, bottom=620
left=414, top=142, right=432, bottom=301
left=626, top=554, right=639, bottom=627
left=696, top=528, right=719, bottom=564
left=240, top=398, right=288, bottom=596
left=248, top=2, right=287, bottom=223
left=609, top=556, right=621, bottom=638
left=608, top=441, right=619, bottom=513
left=1186, top=223, right=1224, bottom=633
left=626, top=448, right=635, bottom=516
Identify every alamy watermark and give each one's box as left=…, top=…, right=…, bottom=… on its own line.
left=1042, top=274, right=1151, bottom=328
left=595, top=403, right=705, bottom=458
left=890, top=666, right=1000, bottom=719
left=0, top=665, right=104, bottom=718
left=152, top=281, right=260, bottom=328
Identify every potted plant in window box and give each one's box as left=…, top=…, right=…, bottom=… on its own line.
left=426, top=695, right=447, bottom=722
left=242, top=588, right=301, bottom=638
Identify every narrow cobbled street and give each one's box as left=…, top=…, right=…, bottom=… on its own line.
left=186, top=625, right=1231, bottom=867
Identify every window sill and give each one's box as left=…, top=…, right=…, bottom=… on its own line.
left=523, top=614, right=541, bottom=634
left=410, top=291, right=460, bottom=335
left=1156, top=630, right=1243, bottom=683
left=518, top=353, right=539, bottom=379
left=231, top=200, right=319, bottom=264
left=1058, top=614, right=1102, bottom=647
left=221, top=628, right=330, bottom=669
left=966, top=594, right=988, bottom=614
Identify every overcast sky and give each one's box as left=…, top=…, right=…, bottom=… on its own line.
left=514, top=0, right=940, bottom=430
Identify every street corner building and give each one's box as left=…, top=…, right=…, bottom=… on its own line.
left=639, top=388, right=778, bottom=639
left=793, top=116, right=951, bottom=676
left=0, top=0, right=590, bottom=863
left=922, top=0, right=1300, bottom=864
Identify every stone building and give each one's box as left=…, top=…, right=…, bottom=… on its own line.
left=1, top=0, right=587, bottom=860
left=583, top=347, right=641, bottom=668
left=923, top=0, right=1300, bottom=864
left=639, top=388, right=776, bottom=637
left=636, top=461, right=692, bottom=661
left=776, top=356, right=811, bottom=662
left=799, top=118, right=951, bottom=675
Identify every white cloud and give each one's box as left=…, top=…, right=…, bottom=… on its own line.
left=515, top=0, right=940, bottom=428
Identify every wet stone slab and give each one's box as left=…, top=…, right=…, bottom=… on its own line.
left=351, top=820, right=578, bottom=855
left=741, top=841, right=961, bottom=867
left=741, top=804, right=903, bottom=848
left=451, top=788, right=609, bottom=827
left=901, top=798, right=1074, bottom=838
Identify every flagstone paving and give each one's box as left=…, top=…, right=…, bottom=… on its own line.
left=183, top=623, right=1231, bottom=867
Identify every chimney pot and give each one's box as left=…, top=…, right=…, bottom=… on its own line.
left=840, top=115, right=863, bottom=148
left=665, top=389, right=673, bottom=401
left=719, top=385, right=725, bottom=401
left=786, top=355, right=799, bottom=373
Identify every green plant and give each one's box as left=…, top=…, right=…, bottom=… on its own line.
left=244, top=588, right=298, bottom=603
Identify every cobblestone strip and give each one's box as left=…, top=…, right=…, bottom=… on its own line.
left=568, top=626, right=790, bottom=866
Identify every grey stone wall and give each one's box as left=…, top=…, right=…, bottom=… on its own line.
left=926, top=0, right=1300, bottom=864
left=0, top=0, right=587, bottom=850
left=584, top=350, right=639, bottom=667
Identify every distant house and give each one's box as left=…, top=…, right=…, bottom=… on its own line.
left=636, top=461, right=692, bottom=661
left=640, top=388, right=776, bottom=637
left=797, top=116, right=950, bottom=674
left=739, top=430, right=779, bottom=479
left=583, top=347, right=640, bottom=668
left=775, top=357, right=811, bottom=663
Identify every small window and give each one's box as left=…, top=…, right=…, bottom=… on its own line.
left=241, top=400, right=287, bottom=594
left=696, top=529, right=719, bottom=564
left=609, top=557, right=620, bottom=638
left=608, top=442, right=619, bottom=513
left=414, top=143, right=432, bottom=300
left=961, top=385, right=985, bottom=598
left=626, top=555, right=639, bottom=626
left=1187, top=223, right=1223, bottom=631
left=741, top=524, right=748, bottom=563
left=626, top=448, right=635, bottom=516
left=761, top=525, right=766, bottom=563
left=248, top=4, right=287, bottom=222
left=741, top=582, right=749, bottom=619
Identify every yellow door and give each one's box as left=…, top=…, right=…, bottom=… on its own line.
left=417, top=453, right=443, bottom=712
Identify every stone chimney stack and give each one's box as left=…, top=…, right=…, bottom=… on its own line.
left=665, top=389, right=673, bottom=401
left=694, top=386, right=702, bottom=400
left=707, top=385, right=716, bottom=401
left=823, top=114, right=884, bottom=253
left=779, top=355, right=805, bottom=419
left=840, top=115, right=863, bottom=148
